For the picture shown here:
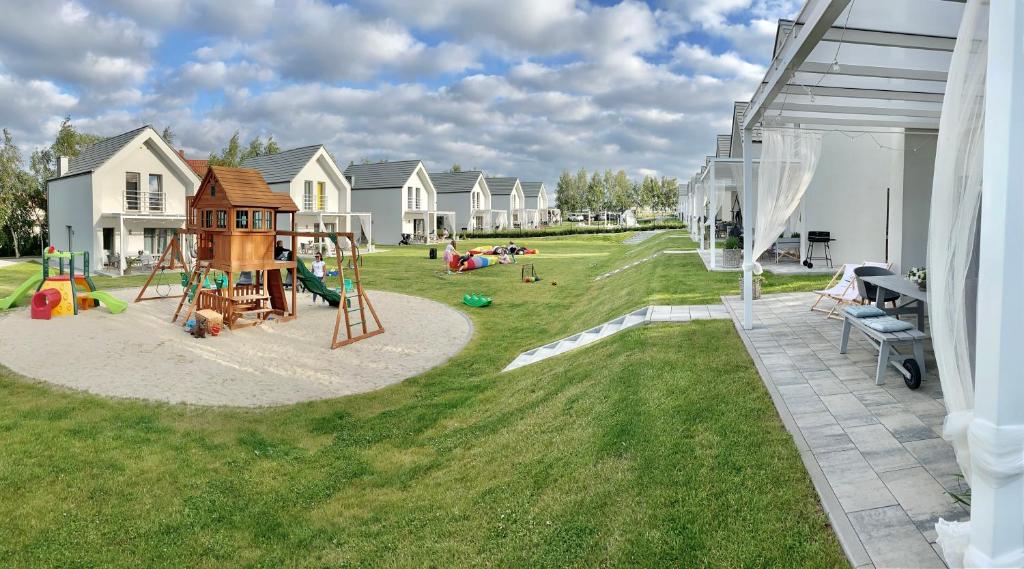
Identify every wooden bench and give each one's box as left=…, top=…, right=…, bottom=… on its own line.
left=840, top=315, right=928, bottom=385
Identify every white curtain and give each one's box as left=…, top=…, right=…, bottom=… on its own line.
left=750, top=128, right=822, bottom=273
left=930, top=1, right=987, bottom=566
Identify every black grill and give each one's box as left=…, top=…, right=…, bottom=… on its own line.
left=804, top=231, right=835, bottom=268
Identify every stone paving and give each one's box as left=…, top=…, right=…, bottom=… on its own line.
left=697, top=248, right=835, bottom=274
left=622, top=229, right=666, bottom=244
left=724, top=292, right=967, bottom=569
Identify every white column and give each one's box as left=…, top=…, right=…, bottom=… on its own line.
left=965, top=2, right=1024, bottom=566
left=118, top=215, right=125, bottom=276
left=742, top=128, right=755, bottom=329
left=709, top=164, right=718, bottom=269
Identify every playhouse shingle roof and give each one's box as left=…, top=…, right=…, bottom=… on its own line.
left=343, top=160, right=422, bottom=190
left=60, top=125, right=151, bottom=178
left=429, top=171, right=484, bottom=194
left=241, top=145, right=324, bottom=184
left=484, top=177, right=520, bottom=196
left=205, top=166, right=298, bottom=212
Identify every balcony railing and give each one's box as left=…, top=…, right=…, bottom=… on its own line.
left=125, top=190, right=166, bottom=214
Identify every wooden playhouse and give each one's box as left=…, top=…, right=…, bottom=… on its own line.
left=136, top=165, right=383, bottom=348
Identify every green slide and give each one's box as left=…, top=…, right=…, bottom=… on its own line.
left=81, top=291, right=128, bottom=314
left=294, top=258, right=341, bottom=307
left=0, top=273, right=43, bottom=311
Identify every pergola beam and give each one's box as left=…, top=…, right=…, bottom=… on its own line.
left=768, top=110, right=940, bottom=129
left=780, top=84, right=944, bottom=102
left=745, top=0, right=852, bottom=128
left=767, top=101, right=942, bottom=119
left=785, top=21, right=957, bottom=51
left=797, top=61, right=948, bottom=82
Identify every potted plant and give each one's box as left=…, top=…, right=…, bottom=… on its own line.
left=739, top=274, right=764, bottom=300
left=722, top=236, right=742, bottom=268
left=907, top=267, right=927, bottom=290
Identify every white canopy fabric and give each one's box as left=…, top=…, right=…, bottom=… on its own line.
left=750, top=128, right=823, bottom=274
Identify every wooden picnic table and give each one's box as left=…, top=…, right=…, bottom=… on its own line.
left=862, top=275, right=928, bottom=331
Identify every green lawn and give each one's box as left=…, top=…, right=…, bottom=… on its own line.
left=0, top=231, right=843, bottom=568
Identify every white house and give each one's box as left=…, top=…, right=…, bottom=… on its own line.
left=242, top=145, right=372, bottom=254
left=47, top=125, right=201, bottom=275
left=430, top=171, right=506, bottom=232
left=485, top=177, right=527, bottom=229
left=521, top=182, right=558, bottom=226
left=344, top=160, right=454, bottom=244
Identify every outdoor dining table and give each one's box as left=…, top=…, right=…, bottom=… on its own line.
left=862, top=274, right=928, bottom=331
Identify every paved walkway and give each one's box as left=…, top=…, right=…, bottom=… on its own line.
left=696, top=248, right=835, bottom=274
left=505, top=304, right=729, bottom=371
left=724, top=293, right=965, bottom=569
left=622, top=230, right=666, bottom=244
left=594, top=250, right=694, bottom=281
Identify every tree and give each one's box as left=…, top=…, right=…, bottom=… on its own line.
left=658, top=177, right=680, bottom=212
left=208, top=131, right=243, bottom=167
left=0, top=130, right=41, bottom=257
left=574, top=168, right=589, bottom=214
left=449, top=163, right=462, bottom=173
left=265, top=135, right=281, bottom=155
left=161, top=126, right=175, bottom=145
left=555, top=169, right=579, bottom=213
left=585, top=171, right=604, bottom=217
left=611, top=169, right=631, bottom=212
left=241, top=136, right=265, bottom=162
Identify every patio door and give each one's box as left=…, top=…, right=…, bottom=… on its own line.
left=475, top=215, right=484, bottom=229
left=413, top=218, right=425, bottom=237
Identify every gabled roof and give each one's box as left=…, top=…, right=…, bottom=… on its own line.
left=240, top=145, right=323, bottom=184
left=520, top=182, right=546, bottom=198
left=429, top=171, right=484, bottom=194
left=201, top=166, right=298, bottom=212
left=343, top=160, right=422, bottom=190
left=716, top=135, right=732, bottom=158
left=485, top=177, right=520, bottom=196
left=185, top=158, right=209, bottom=178
left=60, top=125, right=151, bottom=178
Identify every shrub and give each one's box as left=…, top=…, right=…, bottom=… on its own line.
left=723, top=236, right=741, bottom=250
left=465, top=221, right=685, bottom=240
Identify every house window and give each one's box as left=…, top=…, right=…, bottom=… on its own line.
left=317, top=182, right=326, bottom=211
left=415, top=188, right=422, bottom=210
left=303, top=181, right=314, bottom=210
left=264, top=210, right=274, bottom=229
left=216, top=210, right=227, bottom=228
left=235, top=210, right=249, bottom=229
left=253, top=210, right=263, bottom=230
left=210, top=183, right=217, bottom=197
left=125, top=172, right=140, bottom=211
left=203, top=210, right=213, bottom=228
left=102, top=227, right=114, bottom=251
left=148, top=174, right=163, bottom=211
left=407, top=187, right=414, bottom=209
left=143, top=228, right=170, bottom=254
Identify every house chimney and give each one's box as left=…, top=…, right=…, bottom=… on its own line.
left=57, top=156, right=69, bottom=177
left=178, top=149, right=186, bottom=159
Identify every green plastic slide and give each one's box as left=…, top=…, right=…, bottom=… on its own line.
left=0, top=273, right=43, bottom=311
left=294, top=258, right=341, bottom=307
left=463, top=293, right=492, bottom=308
left=82, top=291, right=128, bottom=314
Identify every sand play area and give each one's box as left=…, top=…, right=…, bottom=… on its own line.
left=0, top=288, right=472, bottom=406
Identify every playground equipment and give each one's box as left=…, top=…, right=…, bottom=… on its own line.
left=463, top=293, right=492, bottom=308
left=444, top=250, right=493, bottom=273
left=521, top=264, right=541, bottom=283
left=0, top=247, right=128, bottom=318
left=135, top=166, right=383, bottom=349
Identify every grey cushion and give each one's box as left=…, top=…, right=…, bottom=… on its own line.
left=845, top=305, right=886, bottom=318
left=864, top=317, right=914, bottom=333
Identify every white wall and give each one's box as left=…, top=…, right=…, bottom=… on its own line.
left=800, top=130, right=905, bottom=268
left=47, top=174, right=93, bottom=256
left=894, top=131, right=937, bottom=273
left=436, top=193, right=472, bottom=231
left=351, top=188, right=403, bottom=244
left=95, top=136, right=193, bottom=216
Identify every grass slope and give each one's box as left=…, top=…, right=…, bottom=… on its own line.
left=0, top=232, right=842, bottom=568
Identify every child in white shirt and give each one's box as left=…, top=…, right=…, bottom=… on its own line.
left=311, top=253, right=326, bottom=304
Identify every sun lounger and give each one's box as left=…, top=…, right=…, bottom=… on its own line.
left=810, top=261, right=891, bottom=319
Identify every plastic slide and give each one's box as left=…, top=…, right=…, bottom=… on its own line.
left=0, top=273, right=43, bottom=311
left=81, top=291, right=128, bottom=314
left=294, top=258, right=341, bottom=307
left=463, top=293, right=492, bottom=307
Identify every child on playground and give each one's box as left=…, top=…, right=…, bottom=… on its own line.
left=311, top=253, right=326, bottom=303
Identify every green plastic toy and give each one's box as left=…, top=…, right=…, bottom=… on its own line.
left=463, top=293, right=492, bottom=308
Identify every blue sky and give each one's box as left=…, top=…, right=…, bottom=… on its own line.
left=0, top=0, right=802, bottom=186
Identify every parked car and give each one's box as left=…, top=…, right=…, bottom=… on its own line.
left=568, top=214, right=584, bottom=222
left=596, top=213, right=607, bottom=221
